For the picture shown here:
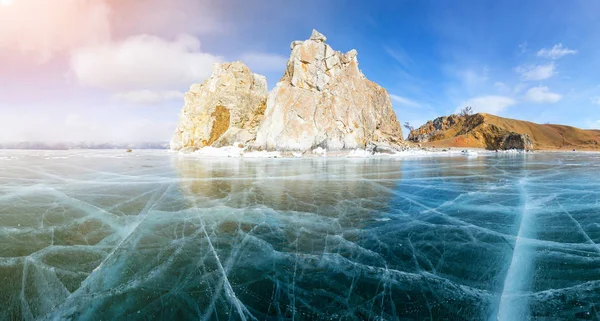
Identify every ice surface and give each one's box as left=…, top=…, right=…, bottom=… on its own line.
left=1, top=150, right=600, bottom=320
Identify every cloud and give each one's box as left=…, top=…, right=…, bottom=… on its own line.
left=71, top=34, right=221, bottom=90
left=61, top=115, right=175, bottom=143
left=459, top=68, right=489, bottom=87
left=515, top=63, right=556, bottom=81
left=385, top=46, right=415, bottom=70
left=457, top=95, right=516, bottom=114
left=64, top=114, right=86, bottom=127
left=239, top=52, right=288, bottom=73
left=524, top=86, right=562, bottom=103
left=0, top=0, right=226, bottom=63
left=115, top=90, right=184, bottom=105
left=518, top=42, right=528, bottom=54
left=513, top=83, right=528, bottom=94
left=110, top=0, right=223, bottom=38
left=0, top=107, right=176, bottom=143
left=390, top=94, right=420, bottom=107
left=537, top=43, right=577, bottom=59
left=494, top=82, right=510, bottom=93
left=0, top=0, right=110, bottom=62
left=591, top=97, right=600, bottom=105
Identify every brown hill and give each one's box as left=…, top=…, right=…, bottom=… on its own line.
left=408, top=113, right=600, bottom=151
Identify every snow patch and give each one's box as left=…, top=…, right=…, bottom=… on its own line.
left=188, top=145, right=280, bottom=158
left=312, top=147, right=327, bottom=156
left=191, top=146, right=245, bottom=158
left=244, top=151, right=281, bottom=158
left=462, top=150, right=479, bottom=157
left=347, top=149, right=374, bottom=158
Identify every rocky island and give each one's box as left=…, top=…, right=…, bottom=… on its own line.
left=171, top=30, right=404, bottom=155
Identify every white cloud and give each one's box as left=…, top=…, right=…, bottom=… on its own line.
left=494, top=82, right=510, bottom=93
left=390, top=94, right=420, bottom=107
left=459, top=68, right=489, bottom=87
left=71, top=34, right=222, bottom=90
left=115, top=90, right=184, bottom=105
left=591, top=97, right=600, bottom=105
left=457, top=95, right=516, bottom=114
left=65, top=114, right=85, bottom=127
left=537, top=43, right=577, bottom=59
left=0, top=0, right=110, bottom=62
left=518, top=42, right=528, bottom=54
left=385, top=46, right=415, bottom=70
left=113, top=0, right=223, bottom=37
left=0, top=108, right=176, bottom=143
left=495, top=82, right=529, bottom=96
left=240, top=52, right=288, bottom=73
left=61, top=115, right=175, bottom=143
left=515, top=63, right=556, bottom=81
left=524, top=86, right=562, bottom=103
left=513, top=83, right=528, bottom=94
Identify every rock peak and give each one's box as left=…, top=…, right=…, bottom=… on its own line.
left=255, top=30, right=403, bottom=151
left=309, top=29, right=327, bottom=42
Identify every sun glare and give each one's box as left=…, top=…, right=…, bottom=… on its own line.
left=0, top=0, right=13, bottom=6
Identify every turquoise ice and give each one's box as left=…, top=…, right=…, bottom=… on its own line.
left=1, top=150, right=599, bottom=320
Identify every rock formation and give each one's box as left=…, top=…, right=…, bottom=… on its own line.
left=170, top=30, right=404, bottom=153
left=254, top=30, right=403, bottom=151
left=170, top=62, right=268, bottom=151
left=408, top=115, right=461, bottom=143
left=408, top=113, right=600, bottom=151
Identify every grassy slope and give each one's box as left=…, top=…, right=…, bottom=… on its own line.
left=417, top=113, right=600, bottom=150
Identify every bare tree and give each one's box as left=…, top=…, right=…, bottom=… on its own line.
left=403, top=122, right=414, bottom=132
left=459, top=106, right=473, bottom=118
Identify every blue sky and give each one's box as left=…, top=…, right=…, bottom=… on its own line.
left=0, top=0, right=599, bottom=142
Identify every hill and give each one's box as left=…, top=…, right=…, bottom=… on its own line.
left=408, top=113, right=600, bottom=151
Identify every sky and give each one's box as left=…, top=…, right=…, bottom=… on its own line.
left=1, top=0, right=599, bottom=143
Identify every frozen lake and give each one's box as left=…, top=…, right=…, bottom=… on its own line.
left=1, top=150, right=600, bottom=320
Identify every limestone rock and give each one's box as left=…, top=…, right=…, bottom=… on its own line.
left=170, top=62, right=268, bottom=151
left=309, top=29, right=327, bottom=42
left=255, top=30, right=403, bottom=151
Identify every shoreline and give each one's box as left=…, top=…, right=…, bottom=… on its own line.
left=1, top=148, right=599, bottom=161
left=171, top=146, right=600, bottom=159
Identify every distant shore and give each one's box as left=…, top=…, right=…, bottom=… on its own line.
left=170, top=146, right=600, bottom=159
left=1, top=148, right=598, bottom=160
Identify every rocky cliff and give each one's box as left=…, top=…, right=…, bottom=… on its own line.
left=170, top=62, right=268, bottom=151
left=408, top=113, right=600, bottom=150
left=254, top=30, right=403, bottom=151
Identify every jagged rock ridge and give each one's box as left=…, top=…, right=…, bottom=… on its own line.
left=408, top=113, right=600, bottom=151
left=255, top=30, right=403, bottom=151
